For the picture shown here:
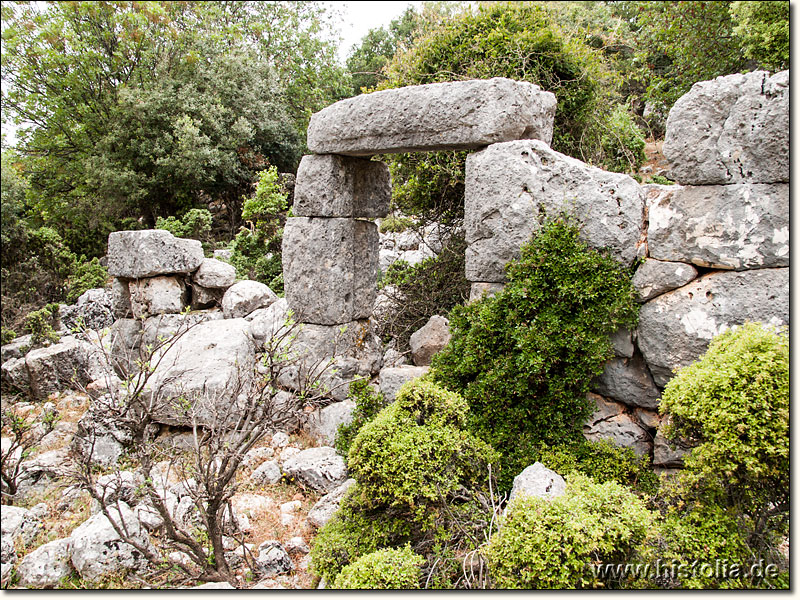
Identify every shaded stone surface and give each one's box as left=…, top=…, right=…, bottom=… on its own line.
left=633, top=258, right=699, bottom=302
left=593, top=355, right=661, bottom=410
left=107, top=230, right=203, bottom=279
left=129, top=276, right=188, bottom=318
left=637, top=269, right=789, bottom=387
left=582, top=393, right=651, bottom=457
left=294, top=154, right=391, bottom=218
left=378, top=366, right=429, bottom=403
left=283, top=217, right=378, bottom=325
left=663, top=70, right=789, bottom=185
left=465, top=140, right=644, bottom=281
left=647, top=183, right=789, bottom=270
left=307, top=78, right=556, bottom=156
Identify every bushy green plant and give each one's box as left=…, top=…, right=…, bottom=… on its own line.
left=65, top=257, right=108, bottom=304
left=333, top=545, right=424, bottom=590
left=430, top=218, right=638, bottom=490
left=334, top=379, right=387, bottom=461
left=486, top=474, right=654, bottom=589
left=378, top=214, right=415, bottom=234
left=156, top=208, right=213, bottom=244
left=649, top=174, right=675, bottom=185
left=347, top=379, right=497, bottom=515
left=600, top=105, right=646, bottom=173
left=1, top=328, right=17, bottom=345
left=240, top=167, right=287, bottom=227
left=539, top=439, right=658, bottom=496
left=25, top=303, right=61, bottom=346
left=730, top=1, right=789, bottom=71
left=659, top=322, right=789, bottom=542
left=378, top=234, right=470, bottom=351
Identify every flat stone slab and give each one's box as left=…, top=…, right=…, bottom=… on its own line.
left=307, top=77, right=556, bottom=156
left=465, top=140, right=644, bottom=282
left=283, top=217, right=378, bottom=325
left=647, top=183, right=789, bottom=270
left=294, top=155, right=390, bottom=218
left=663, top=70, right=788, bottom=185
left=107, top=230, right=204, bottom=279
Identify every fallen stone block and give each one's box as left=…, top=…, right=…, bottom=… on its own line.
left=107, top=230, right=204, bottom=279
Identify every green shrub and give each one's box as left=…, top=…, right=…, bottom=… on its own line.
left=347, top=379, right=497, bottom=516
left=486, top=475, right=653, bottom=589
left=649, top=174, right=674, bottom=185
left=378, top=234, right=470, bottom=351
left=430, top=218, right=638, bottom=490
left=378, top=214, right=415, bottom=234
left=334, top=379, right=387, bottom=462
left=240, top=167, right=287, bottom=227
left=730, top=1, right=789, bottom=71
left=659, top=322, right=789, bottom=543
left=600, top=105, right=646, bottom=173
left=25, top=303, right=61, bottom=346
left=155, top=208, right=213, bottom=242
left=1, top=328, right=17, bottom=345
left=65, top=257, right=108, bottom=304
left=332, top=545, right=424, bottom=589
left=538, top=439, right=658, bottom=496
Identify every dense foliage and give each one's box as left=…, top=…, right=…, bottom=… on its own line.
left=486, top=475, right=653, bottom=589
left=334, top=378, right=387, bottom=461
left=332, top=545, right=424, bottom=590
left=430, top=218, right=638, bottom=490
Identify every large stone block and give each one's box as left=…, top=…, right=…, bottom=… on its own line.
left=283, top=217, right=378, bottom=325
left=592, top=355, right=661, bottom=410
left=647, top=183, right=789, bottom=270
left=294, top=155, right=390, bottom=218
left=633, top=258, right=698, bottom=302
left=129, top=276, right=188, bottom=318
left=637, top=268, right=789, bottom=388
left=465, top=140, right=644, bottom=282
left=107, top=230, right=204, bottom=279
left=307, top=78, right=556, bottom=156
left=663, top=70, right=788, bottom=185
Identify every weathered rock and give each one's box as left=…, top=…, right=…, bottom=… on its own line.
left=59, top=288, right=115, bottom=332
left=281, top=446, right=348, bottom=494
left=508, top=462, right=566, bottom=503
left=17, top=537, right=73, bottom=588
left=251, top=460, right=282, bottom=486
left=1, top=535, right=15, bottom=565
left=1, top=356, right=30, bottom=393
left=307, top=478, right=356, bottom=528
left=307, top=400, right=355, bottom=445
left=653, top=429, right=689, bottom=468
left=409, top=315, right=451, bottom=366
left=378, top=366, right=429, bottom=403
left=271, top=431, right=291, bottom=448
left=633, top=258, right=699, bottom=302
left=634, top=408, right=660, bottom=430
left=221, top=280, right=278, bottom=319
left=25, top=337, right=112, bottom=400
left=248, top=298, right=290, bottom=348
left=15, top=452, right=75, bottom=500
left=381, top=347, right=408, bottom=369
left=140, top=311, right=223, bottom=351
left=283, top=217, right=378, bottom=325
left=468, top=282, right=505, bottom=303
left=285, top=536, right=310, bottom=555
left=110, top=278, right=133, bottom=319
left=1, top=334, right=32, bottom=363
left=129, top=276, right=188, bottom=318
left=278, top=319, right=383, bottom=401
left=107, top=230, right=204, bottom=279
left=647, top=183, right=789, bottom=270
left=256, top=541, right=292, bottom=577
left=379, top=248, right=401, bottom=273
left=294, top=154, right=391, bottom=218
left=243, top=446, right=275, bottom=469
left=213, top=248, right=233, bottom=262
left=465, top=140, right=644, bottom=281
left=72, top=398, right=132, bottom=467
left=1, top=505, right=42, bottom=548
left=92, top=471, right=145, bottom=510
left=69, top=502, right=152, bottom=581
left=189, top=282, right=223, bottom=310
left=637, top=269, right=789, bottom=387
left=108, top=318, right=142, bottom=375
left=582, top=393, right=651, bottom=457
left=192, top=257, right=236, bottom=289
left=610, top=328, right=635, bottom=359
left=307, top=77, right=556, bottom=156
left=147, top=318, right=258, bottom=426
left=663, top=70, right=788, bottom=185
left=593, top=354, right=662, bottom=410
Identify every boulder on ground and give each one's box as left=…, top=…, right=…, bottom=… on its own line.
left=378, top=366, right=429, bottom=403
left=508, top=462, right=566, bottom=503
left=256, top=541, right=292, bottom=577
left=307, top=77, right=556, bottom=155
left=17, top=537, right=73, bottom=588
left=107, top=230, right=204, bottom=279
left=221, top=280, right=278, bottom=319
left=59, top=288, right=115, bottom=332
left=192, top=257, right=236, bottom=289
left=409, top=315, right=451, bottom=366
left=25, top=337, right=113, bottom=400
left=307, top=400, right=355, bottom=445
left=281, top=446, right=348, bottom=494
left=663, top=70, right=788, bottom=185
left=307, top=478, right=356, bottom=528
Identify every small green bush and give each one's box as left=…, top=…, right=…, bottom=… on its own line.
left=155, top=208, right=213, bottom=241
left=378, top=214, right=415, bottom=234
left=486, top=474, right=653, bottom=589
left=347, top=379, right=497, bottom=516
left=25, top=303, right=61, bottom=346
left=332, top=545, right=424, bottom=589
left=430, top=218, right=638, bottom=490
left=1, top=328, right=17, bottom=345
left=538, top=439, right=658, bottom=496
left=601, top=105, right=646, bottom=173
left=659, top=323, right=788, bottom=527
left=334, top=379, right=387, bottom=462
left=65, top=257, right=108, bottom=304
left=649, top=174, right=675, bottom=185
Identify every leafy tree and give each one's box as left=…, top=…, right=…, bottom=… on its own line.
left=1, top=1, right=346, bottom=255
left=730, top=1, right=789, bottom=71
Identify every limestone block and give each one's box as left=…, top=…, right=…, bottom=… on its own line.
left=307, top=400, right=356, bottom=445
left=508, top=463, right=566, bottom=503
left=294, top=154, right=390, bottom=218
left=647, top=183, right=789, bottom=270
left=129, top=276, right=188, bottom=318
left=283, top=217, right=378, bottom=325
left=378, top=366, right=429, bottom=403
left=221, top=280, right=278, bottom=319
left=465, top=140, right=644, bottom=282
left=582, top=393, right=651, bottom=457
left=192, top=257, right=236, bottom=289
left=663, top=70, right=788, bottom=185
left=281, top=446, right=348, bottom=494
left=107, top=230, right=203, bottom=279
left=468, top=282, right=505, bottom=303
left=189, top=282, right=223, bottom=310
left=59, top=288, right=115, bottom=332
left=409, top=315, right=451, bottom=366
left=633, top=259, right=699, bottom=302
left=17, top=537, right=73, bottom=588
left=307, top=78, right=556, bottom=156
left=307, top=478, right=356, bottom=529
left=110, top=278, right=132, bottom=320
left=637, top=268, right=789, bottom=388
left=592, top=355, right=661, bottom=410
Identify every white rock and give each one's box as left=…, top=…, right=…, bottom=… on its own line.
left=281, top=447, right=348, bottom=494
left=192, top=257, right=236, bottom=289
left=17, top=537, right=73, bottom=588
left=221, top=280, right=278, bottom=319
left=508, top=462, right=566, bottom=503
